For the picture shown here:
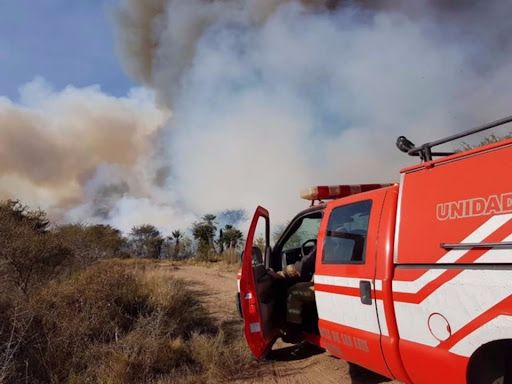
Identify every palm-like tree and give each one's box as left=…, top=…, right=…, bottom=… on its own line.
left=171, top=230, right=183, bottom=259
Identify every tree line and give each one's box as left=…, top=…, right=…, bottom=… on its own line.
left=130, top=213, right=243, bottom=260
left=0, top=200, right=243, bottom=296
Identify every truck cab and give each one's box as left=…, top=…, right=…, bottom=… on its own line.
left=240, top=116, right=512, bottom=384
left=239, top=183, right=396, bottom=374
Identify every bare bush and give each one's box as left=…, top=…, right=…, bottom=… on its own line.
left=0, top=299, right=33, bottom=384
left=0, top=200, right=72, bottom=295
left=56, top=224, right=128, bottom=265
left=31, top=262, right=148, bottom=382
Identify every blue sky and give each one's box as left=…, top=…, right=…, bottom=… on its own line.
left=0, top=0, right=134, bottom=100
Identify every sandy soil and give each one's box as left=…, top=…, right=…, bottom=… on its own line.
left=167, top=264, right=399, bottom=384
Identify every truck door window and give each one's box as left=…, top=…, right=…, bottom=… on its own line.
left=323, top=200, right=372, bottom=264
left=252, top=216, right=269, bottom=266
left=282, top=217, right=322, bottom=252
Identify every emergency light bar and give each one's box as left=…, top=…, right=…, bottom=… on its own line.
left=301, top=184, right=394, bottom=201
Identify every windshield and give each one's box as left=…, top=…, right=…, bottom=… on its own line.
left=282, top=216, right=322, bottom=251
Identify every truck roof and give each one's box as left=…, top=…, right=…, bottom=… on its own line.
left=397, top=115, right=512, bottom=173
left=401, top=137, right=512, bottom=174
left=295, top=202, right=326, bottom=217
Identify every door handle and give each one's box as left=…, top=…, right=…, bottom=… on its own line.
left=359, top=281, right=372, bottom=305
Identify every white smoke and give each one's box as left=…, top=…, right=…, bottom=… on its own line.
left=115, top=0, right=512, bottom=225
left=0, top=78, right=189, bottom=232
left=2, top=0, right=512, bottom=234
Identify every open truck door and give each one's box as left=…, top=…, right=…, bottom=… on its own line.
left=240, top=206, right=280, bottom=359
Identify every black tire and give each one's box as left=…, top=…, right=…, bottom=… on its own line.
left=468, top=341, right=511, bottom=384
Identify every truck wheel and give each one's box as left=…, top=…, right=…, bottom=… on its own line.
left=470, top=369, right=504, bottom=384
left=467, top=341, right=511, bottom=384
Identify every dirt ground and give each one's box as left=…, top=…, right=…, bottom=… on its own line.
left=167, top=263, right=400, bottom=384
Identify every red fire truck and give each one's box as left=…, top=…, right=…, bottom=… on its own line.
left=239, top=116, right=512, bottom=384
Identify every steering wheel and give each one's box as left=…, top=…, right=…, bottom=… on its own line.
left=300, top=238, right=317, bottom=259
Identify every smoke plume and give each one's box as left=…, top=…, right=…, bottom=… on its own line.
left=2, top=0, right=512, bottom=233
left=0, top=78, right=182, bottom=231
left=114, top=0, right=512, bottom=225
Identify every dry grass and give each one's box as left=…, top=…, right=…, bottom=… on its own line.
left=0, top=259, right=253, bottom=384
left=176, top=256, right=241, bottom=273
left=189, top=331, right=254, bottom=382
left=0, top=201, right=252, bottom=383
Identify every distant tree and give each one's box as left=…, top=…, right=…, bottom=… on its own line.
left=179, top=236, right=194, bottom=259
left=86, top=224, right=126, bottom=256
left=0, top=200, right=49, bottom=233
left=192, top=215, right=217, bottom=260
left=56, top=224, right=127, bottom=263
left=170, top=230, right=183, bottom=259
left=203, top=214, right=217, bottom=224
left=217, top=224, right=244, bottom=264
left=129, top=225, right=163, bottom=259
left=217, top=228, right=225, bottom=254
left=221, top=224, right=244, bottom=249
left=272, top=223, right=287, bottom=244
left=254, top=236, right=266, bottom=255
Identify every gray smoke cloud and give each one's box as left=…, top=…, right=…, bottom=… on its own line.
left=0, top=78, right=183, bottom=231
left=114, top=0, right=341, bottom=104
left=114, top=0, right=512, bottom=226
left=2, top=0, right=512, bottom=234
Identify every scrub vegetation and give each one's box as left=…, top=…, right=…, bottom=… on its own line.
left=459, top=133, right=512, bottom=151
left=0, top=200, right=252, bottom=384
